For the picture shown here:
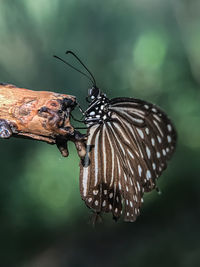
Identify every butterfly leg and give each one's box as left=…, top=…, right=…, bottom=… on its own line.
left=75, top=101, right=85, bottom=115
left=56, top=130, right=87, bottom=158
left=56, top=137, right=69, bottom=157
left=73, top=131, right=88, bottom=159
left=70, top=113, right=85, bottom=123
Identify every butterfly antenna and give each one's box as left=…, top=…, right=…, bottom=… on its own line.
left=66, top=50, right=97, bottom=87
left=53, top=55, right=94, bottom=85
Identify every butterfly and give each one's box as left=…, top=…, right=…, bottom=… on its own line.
left=55, top=51, right=177, bottom=222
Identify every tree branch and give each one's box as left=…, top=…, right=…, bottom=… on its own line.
left=0, top=83, right=86, bottom=158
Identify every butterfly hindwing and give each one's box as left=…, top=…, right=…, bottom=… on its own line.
left=109, top=98, right=176, bottom=191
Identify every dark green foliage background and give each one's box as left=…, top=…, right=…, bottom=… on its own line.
left=0, top=1, right=199, bottom=266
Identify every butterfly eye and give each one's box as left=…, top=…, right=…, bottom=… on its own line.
left=88, top=86, right=99, bottom=99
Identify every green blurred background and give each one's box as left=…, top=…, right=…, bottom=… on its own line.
left=0, top=0, right=200, bottom=266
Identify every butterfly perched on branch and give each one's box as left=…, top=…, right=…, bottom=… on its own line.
left=54, top=51, right=177, bottom=222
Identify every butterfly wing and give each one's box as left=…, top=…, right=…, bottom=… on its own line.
left=79, top=123, right=124, bottom=220
left=109, top=98, right=177, bottom=191
left=79, top=97, right=177, bottom=222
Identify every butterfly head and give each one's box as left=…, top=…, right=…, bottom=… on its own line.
left=88, top=86, right=100, bottom=101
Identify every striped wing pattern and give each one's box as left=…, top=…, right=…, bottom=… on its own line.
left=80, top=98, right=177, bottom=222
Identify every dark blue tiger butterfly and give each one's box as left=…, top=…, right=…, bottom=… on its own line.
left=55, top=51, right=177, bottom=222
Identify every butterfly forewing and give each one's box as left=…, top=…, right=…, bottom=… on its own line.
left=79, top=97, right=176, bottom=222
left=80, top=124, right=122, bottom=219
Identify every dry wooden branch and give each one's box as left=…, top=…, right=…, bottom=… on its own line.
left=0, top=83, right=86, bottom=158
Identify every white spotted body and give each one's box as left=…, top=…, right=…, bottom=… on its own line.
left=84, top=94, right=110, bottom=126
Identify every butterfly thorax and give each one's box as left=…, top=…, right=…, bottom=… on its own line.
left=84, top=93, right=111, bottom=127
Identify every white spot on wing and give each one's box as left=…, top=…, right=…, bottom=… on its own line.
left=124, top=174, right=127, bottom=182
left=145, top=128, right=150, bottom=135
left=132, top=117, right=144, bottom=123
left=138, top=165, right=142, bottom=176
left=156, top=152, right=161, bottom=158
left=162, top=149, right=166, bottom=156
left=152, top=163, right=156, bottom=170
left=146, top=170, right=152, bottom=180
left=109, top=193, right=113, bottom=198
left=93, top=190, right=98, bottom=195
left=151, top=138, right=155, bottom=146
left=146, top=146, right=151, bottom=159
left=136, top=128, right=144, bottom=139
left=157, top=135, right=162, bottom=143
left=137, top=181, right=141, bottom=191
left=167, top=124, right=172, bottom=132
left=135, top=209, right=137, bottom=215
left=167, top=135, right=172, bottom=143
left=118, top=182, right=122, bottom=190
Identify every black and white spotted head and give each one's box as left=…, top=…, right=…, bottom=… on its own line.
left=88, top=86, right=100, bottom=101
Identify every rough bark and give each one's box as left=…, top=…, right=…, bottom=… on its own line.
left=0, top=83, right=86, bottom=158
